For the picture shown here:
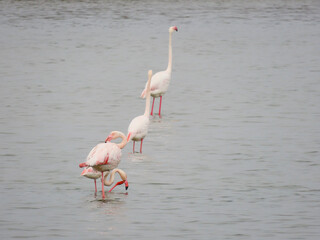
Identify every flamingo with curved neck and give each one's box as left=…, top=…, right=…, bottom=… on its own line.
left=79, top=131, right=127, bottom=199
left=141, top=26, right=178, bottom=117
left=81, top=168, right=128, bottom=194
left=105, top=131, right=127, bottom=149
left=104, top=168, right=129, bottom=192
left=127, top=70, right=152, bottom=153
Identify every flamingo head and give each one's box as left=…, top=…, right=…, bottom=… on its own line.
left=105, top=131, right=121, bottom=143
left=125, top=180, right=129, bottom=190
left=105, top=135, right=112, bottom=143
left=169, top=26, right=178, bottom=33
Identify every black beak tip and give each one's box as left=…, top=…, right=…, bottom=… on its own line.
left=125, top=186, right=128, bottom=190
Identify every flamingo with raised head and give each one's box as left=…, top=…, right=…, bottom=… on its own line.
left=140, top=26, right=178, bottom=117
left=127, top=70, right=152, bottom=153
left=79, top=131, right=127, bottom=199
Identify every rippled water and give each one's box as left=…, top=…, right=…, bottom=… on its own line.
left=1, top=0, right=320, bottom=239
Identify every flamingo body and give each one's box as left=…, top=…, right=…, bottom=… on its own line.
left=141, top=70, right=171, bottom=98
left=85, top=142, right=121, bottom=172
left=127, top=115, right=149, bottom=141
left=81, top=167, right=101, bottom=179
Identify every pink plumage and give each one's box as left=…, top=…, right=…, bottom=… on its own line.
left=85, top=142, right=121, bottom=172
left=79, top=131, right=127, bottom=199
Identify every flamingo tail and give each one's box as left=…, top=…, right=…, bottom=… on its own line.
left=79, top=162, right=87, bottom=168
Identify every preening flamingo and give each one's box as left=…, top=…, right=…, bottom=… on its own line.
left=140, top=26, right=178, bottom=117
left=79, top=131, right=127, bottom=198
left=81, top=168, right=128, bottom=193
left=127, top=70, right=152, bottom=153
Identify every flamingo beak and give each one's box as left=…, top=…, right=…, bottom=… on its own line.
left=125, top=180, right=129, bottom=190
left=126, top=133, right=131, bottom=142
left=105, top=135, right=112, bottom=143
left=174, top=26, right=178, bottom=31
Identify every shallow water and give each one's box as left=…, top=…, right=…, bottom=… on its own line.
left=1, top=0, right=320, bottom=239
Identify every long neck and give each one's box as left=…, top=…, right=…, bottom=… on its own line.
left=166, top=31, right=173, bottom=72
left=117, top=133, right=127, bottom=149
left=103, top=169, right=127, bottom=186
left=144, top=71, right=152, bottom=116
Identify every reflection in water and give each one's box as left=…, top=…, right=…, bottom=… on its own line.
left=89, top=192, right=128, bottom=215
left=127, top=152, right=152, bottom=163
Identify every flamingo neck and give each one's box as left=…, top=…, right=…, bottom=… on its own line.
left=117, top=133, right=127, bottom=149
left=144, top=72, right=152, bottom=116
left=103, top=169, right=127, bottom=186
left=166, top=31, right=173, bottom=73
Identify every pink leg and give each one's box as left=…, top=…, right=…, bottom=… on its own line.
left=150, top=97, right=155, bottom=116
left=133, top=141, right=135, bottom=153
left=101, top=172, right=105, bottom=199
left=140, top=138, right=143, bottom=153
left=159, top=96, right=162, bottom=118
left=94, top=179, right=97, bottom=194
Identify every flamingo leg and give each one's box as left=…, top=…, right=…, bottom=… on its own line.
left=109, top=180, right=126, bottom=192
left=101, top=171, right=105, bottom=199
left=150, top=97, right=155, bottom=116
left=140, top=138, right=143, bottom=153
left=94, top=179, right=97, bottom=194
left=133, top=141, right=135, bottom=153
left=159, top=96, right=162, bottom=118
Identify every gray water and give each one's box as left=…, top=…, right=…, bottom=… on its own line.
left=1, top=0, right=320, bottom=239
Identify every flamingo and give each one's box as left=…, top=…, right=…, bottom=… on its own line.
left=140, top=26, right=178, bottom=117
left=79, top=131, right=127, bottom=199
left=81, top=167, right=101, bottom=195
left=81, top=167, right=128, bottom=193
left=127, top=70, right=152, bottom=153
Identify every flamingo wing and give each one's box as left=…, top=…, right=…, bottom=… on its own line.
left=86, top=143, right=111, bottom=166
left=128, top=115, right=149, bottom=140
left=141, top=70, right=170, bottom=98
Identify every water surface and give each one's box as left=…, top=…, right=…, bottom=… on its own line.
left=1, top=0, right=320, bottom=239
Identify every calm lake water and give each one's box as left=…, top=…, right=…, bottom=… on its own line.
left=1, top=0, right=320, bottom=239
